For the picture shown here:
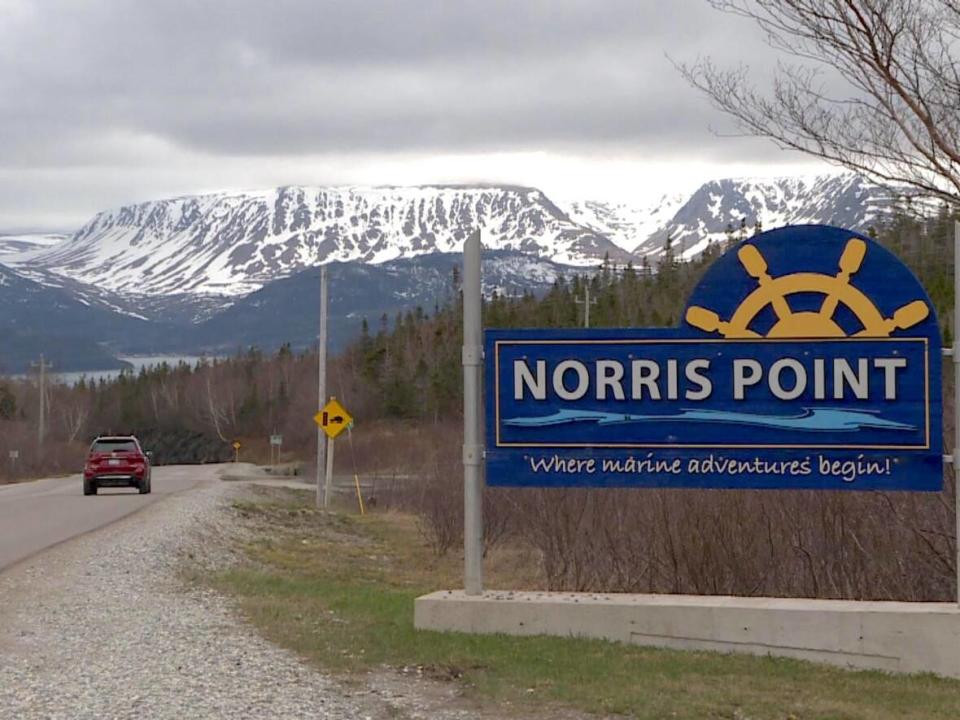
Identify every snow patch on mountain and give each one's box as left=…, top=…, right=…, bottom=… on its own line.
left=558, top=192, right=689, bottom=252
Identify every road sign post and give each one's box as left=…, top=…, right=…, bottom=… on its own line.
left=324, top=436, right=335, bottom=507
left=270, top=433, right=282, bottom=466
left=233, top=441, right=240, bottom=463
left=314, top=397, right=353, bottom=508
left=463, top=229, right=484, bottom=596
left=954, top=221, right=960, bottom=605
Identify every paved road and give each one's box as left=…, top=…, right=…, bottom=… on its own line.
left=0, top=464, right=221, bottom=571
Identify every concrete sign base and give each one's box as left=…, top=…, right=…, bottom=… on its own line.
left=415, top=590, right=960, bottom=678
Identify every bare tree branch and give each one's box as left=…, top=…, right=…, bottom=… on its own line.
left=681, top=0, right=960, bottom=202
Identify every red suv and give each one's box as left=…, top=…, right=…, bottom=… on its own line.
left=83, top=435, right=152, bottom=496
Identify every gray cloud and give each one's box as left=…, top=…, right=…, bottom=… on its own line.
left=0, top=0, right=815, bottom=229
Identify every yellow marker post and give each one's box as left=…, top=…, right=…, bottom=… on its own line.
left=354, top=473, right=365, bottom=515
left=232, top=441, right=241, bottom=463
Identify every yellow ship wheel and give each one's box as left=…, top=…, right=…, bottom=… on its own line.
left=686, top=238, right=929, bottom=339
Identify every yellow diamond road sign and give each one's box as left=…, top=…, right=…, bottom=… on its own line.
left=314, top=398, right=353, bottom=439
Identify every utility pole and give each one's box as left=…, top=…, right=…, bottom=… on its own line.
left=574, top=284, right=598, bottom=328
left=31, top=355, right=51, bottom=449
left=316, top=266, right=328, bottom=509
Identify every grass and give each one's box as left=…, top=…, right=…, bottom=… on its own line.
left=207, top=486, right=960, bottom=719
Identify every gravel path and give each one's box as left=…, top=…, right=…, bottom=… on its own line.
left=0, top=474, right=382, bottom=720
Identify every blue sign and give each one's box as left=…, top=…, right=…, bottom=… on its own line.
left=485, top=225, right=943, bottom=490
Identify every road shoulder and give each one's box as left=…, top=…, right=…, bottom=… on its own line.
left=0, top=477, right=371, bottom=719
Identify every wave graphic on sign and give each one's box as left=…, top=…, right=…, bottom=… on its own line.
left=503, top=408, right=915, bottom=433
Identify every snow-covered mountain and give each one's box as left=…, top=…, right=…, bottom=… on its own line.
left=11, top=174, right=904, bottom=300
left=559, top=192, right=690, bottom=252
left=630, top=174, right=899, bottom=260
left=0, top=172, right=918, bottom=370
left=20, top=186, right=630, bottom=297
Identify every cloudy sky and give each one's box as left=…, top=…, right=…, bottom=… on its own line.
left=0, top=0, right=834, bottom=231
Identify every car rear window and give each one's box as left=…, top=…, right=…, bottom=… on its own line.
left=91, top=439, right=138, bottom=453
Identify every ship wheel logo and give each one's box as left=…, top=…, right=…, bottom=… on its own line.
left=685, top=238, right=930, bottom=339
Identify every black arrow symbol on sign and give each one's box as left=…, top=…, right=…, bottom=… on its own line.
left=331, top=416, right=344, bottom=424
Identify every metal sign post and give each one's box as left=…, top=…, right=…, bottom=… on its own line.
left=324, top=436, right=335, bottom=508
left=463, top=229, right=484, bottom=596
left=270, top=434, right=282, bottom=466
left=955, top=221, right=960, bottom=606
